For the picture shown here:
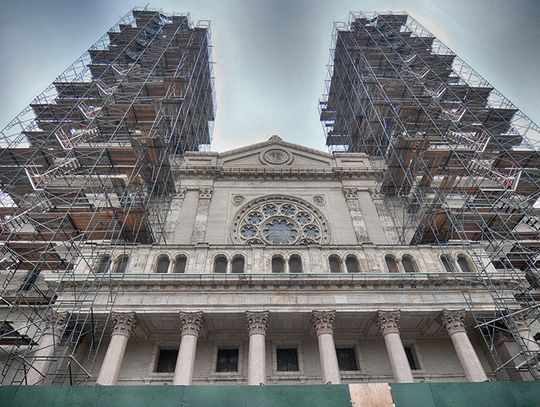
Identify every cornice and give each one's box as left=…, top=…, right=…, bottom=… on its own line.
left=46, top=272, right=519, bottom=293
left=173, top=166, right=382, bottom=180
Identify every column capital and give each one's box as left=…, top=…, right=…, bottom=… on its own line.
left=342, top=187, right=358, bottom=200
left=177, top=188, right=188, bottom=200
left=376, top=310, right=401, bottom=335
left=311, top=310, right=336, bottom=336
left=199, top=187, right=213, bottom=200
left=368, top=187, right=384, bottom=200
left=441, top=309, right=466, bottom=335
left=179, top=311, right=204, bottom=337
left=513, top=312, right=531, bottom=331
left=111, top=312, right=137, bottom=337
left=45, top=311, right=69, bottom=330
left=246, top=311, right=270, bottom=336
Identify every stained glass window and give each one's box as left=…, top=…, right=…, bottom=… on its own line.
left=233, top=196, right=329, bottom=246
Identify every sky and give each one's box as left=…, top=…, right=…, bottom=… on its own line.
left=0, top=0, right=539, bottom=152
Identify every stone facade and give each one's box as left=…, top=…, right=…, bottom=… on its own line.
left=27, top=136, right=536, bottom=385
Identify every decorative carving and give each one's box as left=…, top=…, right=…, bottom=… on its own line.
left=260, top=148, right=293, bottom=166
left=232, top=195, right=246, bottom=206
left=513, top=312, right=531, bottom=332
left=199, top=188, right=213, bottom=200
left=368, top=187, right=384, bottom=200
left=311, top=310, right=336, bottom=336
left=343, top=188, right=358, bottom=200
left=441, top=309, right=466, bottom=335
left=376, top=310, right=401, bottom=335
left=179, top=311, right=204, bottom=337
left=312, top=195, right=326, bottom=206
left=45, top=311, right=69, bottom=331
left=177, top=188, right=188, bottom=201
left=494, top=330, right=514, bottom=346
left=246, top=311, right=270, bottom=335
left=232, top=195, right=330, bottom=246
left=111, top=312, right=137, bottom=337
left=268, top=135, right=282, bottom=142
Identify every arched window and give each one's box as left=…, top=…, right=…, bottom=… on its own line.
left=96, top=256, right=111, bottom=274
left=457, top=255, right=473, bottom=273
left=402, top=255, right=417, bottom=273
left=385, top=255, right=399, bottom=273
left=345, top=255, right=360, bottom=273
left=173, top=255, right=187, bottom=273
left=289, top=255, right=303, bottom=273
left=329, top=255, right=342, bottom=273
left=231, top=255, right=245, bottom=274
left=214, top=255, right=228, bottom=274
left=114, top=255, right=129, bottom=274
left=441, top=255, right=454, bottom=273
left=272, top=255, right=285, bottom=273
left=156, top=255, right=170, bottom=274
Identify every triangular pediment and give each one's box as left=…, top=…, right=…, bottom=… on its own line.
left=218, top=135, right=334, bottom=168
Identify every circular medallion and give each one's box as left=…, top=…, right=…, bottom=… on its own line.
left=312, top=195, right=326, bottom=206
left=232, top=195, right=246, bottom=206
left=260, top=149, right=293, bottom=165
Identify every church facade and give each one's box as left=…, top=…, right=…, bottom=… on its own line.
left=41, top=136, right=526, bottom=386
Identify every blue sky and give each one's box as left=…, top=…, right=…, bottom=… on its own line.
left=1, top=0, right=539, bottom=151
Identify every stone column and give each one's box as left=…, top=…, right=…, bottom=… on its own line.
left=246, top=311, right=269, bottom=385
left=26, top=311, right=69, bottom=385
left=376, top=310, right=414, bottom=383
left=441, top=309, right=488, bottom=382
left=96, top=312, right=137, bottom=385
left=173, top=311, right=204, bottom=385
left=312, top=310, right=341, bottom=384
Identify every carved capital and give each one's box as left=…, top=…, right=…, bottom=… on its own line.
left=311, top=310, right=336, bottom=336
left=246, top=311, right=270, bottom=336
left=343, top=187, right=358, bottom=200
left=494, top=330, right=515, bottom=346
left=179, top=311, right=204, bottom=337
left=111, top=312, right=137, bottom=337
left=368, top=187, right=384, bottom=200
left=441, top=309, right=466, bottom=335
left=45, top=311, right=69, bottom=331
left=377, top=310, right=401, bottom=335
left=177, top=188, right=188, bottom=201
left=199, top=188, right=213, bottom=200
left=513, top=312, right=531, bottom=332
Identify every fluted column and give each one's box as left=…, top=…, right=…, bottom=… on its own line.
left=26, top=311, right=69, bottom=385
left=377, top=310, right=413, bottom=383
left=96, top=312, right=137, bottom=385
left=173, top=311, right=203, bottom=385
left=441, top=309, right=488, bottom=382
left=312, top=310, right=341, bottom=384
left=246, top=311, right=269, bottom=385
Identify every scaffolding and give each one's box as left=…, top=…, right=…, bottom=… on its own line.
left=0, top=7, right=215, bottom=385
left=320, top=11, right=540, bottom=378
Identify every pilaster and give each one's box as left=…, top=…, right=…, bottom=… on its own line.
left=343, top=187, right=369, bottom=243
left=191, top=187, right=213, bottom=243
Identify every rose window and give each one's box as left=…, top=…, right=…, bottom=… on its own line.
left=232, top=196, right=329, bottom=245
